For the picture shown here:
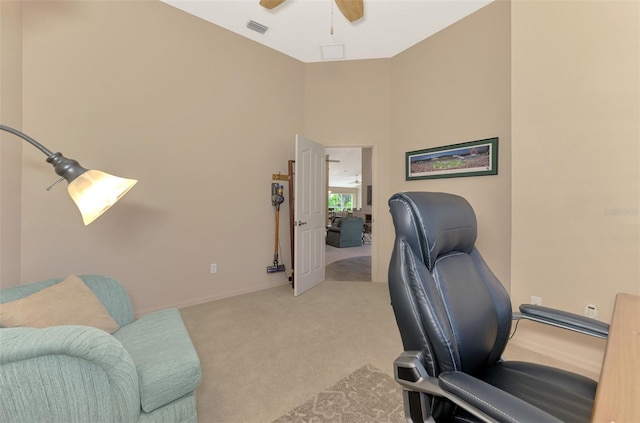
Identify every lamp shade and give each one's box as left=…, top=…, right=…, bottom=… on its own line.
left=1, top=124, right=137, bottom=225
left=68, top=169, right=137, bottom=225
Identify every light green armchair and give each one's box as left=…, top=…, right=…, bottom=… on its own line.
left=0, top=275, right=201, bottom=423
left=326, top=217, right=364, bottom=248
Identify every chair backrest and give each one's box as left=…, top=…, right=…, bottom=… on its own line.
left=388, top=192, right=512, bottom=378
left=339, top=217, right=364, bottom=233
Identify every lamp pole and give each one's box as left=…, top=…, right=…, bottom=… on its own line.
left=0, top=124, right=89, bottom=183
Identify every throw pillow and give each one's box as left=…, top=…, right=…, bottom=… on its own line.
left=0, top=275, right=120, bottom=333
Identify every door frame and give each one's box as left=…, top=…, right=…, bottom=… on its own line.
left=324, top=145, right=376, bottom=280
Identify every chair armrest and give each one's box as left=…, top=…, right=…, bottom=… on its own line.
left=438, top=372, right=563, bottom=423
left=515, top=304, right=609, bottom=339
left=0, top=326, right=140, bottom=422
left=394, top=351, right=562, bottom=423
left=113, top=308, right=201, bottom=413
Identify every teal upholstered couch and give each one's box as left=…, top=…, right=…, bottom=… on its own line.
left=326, top=217, right=364, bottom=248
left=0, top=275, right=201, bottom=423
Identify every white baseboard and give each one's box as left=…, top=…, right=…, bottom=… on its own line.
left=135, top=279, right=290, bottom=317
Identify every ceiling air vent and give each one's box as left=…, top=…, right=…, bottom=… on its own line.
left=247, top=20, right=269, bottom=35
left=321, top=44, right=345, bottom=60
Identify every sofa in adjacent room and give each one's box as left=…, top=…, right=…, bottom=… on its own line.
left=326, top=216, right=364, bottom=248
left=0, top=274, right=202, bottom=423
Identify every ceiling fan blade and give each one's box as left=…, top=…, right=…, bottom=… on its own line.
left=335, top=0, right=364, bottom=23
left=259, top=0, right=286, bottom=10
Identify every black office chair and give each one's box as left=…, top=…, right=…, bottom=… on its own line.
left=387, top=192, right=609, bottom=423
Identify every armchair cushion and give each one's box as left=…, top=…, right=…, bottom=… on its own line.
left=0, top=275, right=119, bottom=333
left=1, top=275, right=201, bottom=423
left=113, top=308, right=202, bottom=413
left=0, top=274, right=134, bottom=327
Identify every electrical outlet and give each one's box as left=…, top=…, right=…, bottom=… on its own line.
left=210, top=263, right=217, bottom=274
left=530, top=295, right=543, bottom=306
left=584, top=304, right=598, bottom=319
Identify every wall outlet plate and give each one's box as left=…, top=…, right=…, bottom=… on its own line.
left=530, top=295, right=543, bottom=306
left=584, top=304, right=598, bottom=319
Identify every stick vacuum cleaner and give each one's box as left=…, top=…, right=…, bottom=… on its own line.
left=267, top=183, right=286, bottom=273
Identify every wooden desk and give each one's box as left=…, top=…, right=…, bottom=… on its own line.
left=591, top=293, right=640, bottom=423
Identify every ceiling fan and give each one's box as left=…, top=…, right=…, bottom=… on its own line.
left=348, top=174, right=361, bottom=186
left=259, top=0, right=364, bottom=23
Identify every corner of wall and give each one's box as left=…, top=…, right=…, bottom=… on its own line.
left=0, top=0, right=23, bottom=287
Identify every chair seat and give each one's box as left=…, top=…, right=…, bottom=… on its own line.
left=479, top=361, right=597, bottom=423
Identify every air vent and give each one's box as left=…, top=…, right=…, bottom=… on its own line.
left=320, top=44, right=345, bottom=60
left=247, top=20, right=269, bottom=35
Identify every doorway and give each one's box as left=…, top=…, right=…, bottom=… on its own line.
left=325, top=147, right=373, bottom=281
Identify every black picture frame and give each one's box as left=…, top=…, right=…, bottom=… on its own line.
left=406, top=137, right=498, bottom=181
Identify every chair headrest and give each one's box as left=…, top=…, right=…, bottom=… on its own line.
left=388, top=192, right=477, bottom=269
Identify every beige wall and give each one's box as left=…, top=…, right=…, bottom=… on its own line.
left=390, top=0, right=512, bottom=288
left=0, top=0, right=23, bottom=286
left=510, top=0, right=639, bottom=372
left=6, top=1, right=512, bottom=309
left=304, top=60, right=392, bottom=283
left=304, top=2, right=511, bottom=287
left=6, top=0, right=638, bottom=363
left=512, top=0, right=639, bottom=319
left=18, top=1, right=304, bottom=313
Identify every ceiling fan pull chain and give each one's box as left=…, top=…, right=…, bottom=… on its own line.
left=330, top=0, right=334, bottom=35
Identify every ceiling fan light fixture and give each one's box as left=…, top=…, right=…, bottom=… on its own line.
left=247, top=20, right=269, bottom=35
left=320, top=44, right=345, bottom=60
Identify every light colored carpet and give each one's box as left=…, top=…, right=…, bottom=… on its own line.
left=272, top=364, right=404, bottom=423
left=325, top=244, right=371, bottom=265
left=180, top=281, right=402, bottom=423
left=325, top=256, right=371, bottom=281
left=179, top=279, right=599, bottom=423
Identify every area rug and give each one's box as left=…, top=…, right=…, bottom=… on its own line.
left=325, top=256, right=371, bottom=281
left=272, top=364, right=405, bottom=423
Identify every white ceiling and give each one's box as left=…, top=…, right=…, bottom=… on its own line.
left=161, top=0, right=493, bottom=63
left=326, top=147, right=362, bottom=188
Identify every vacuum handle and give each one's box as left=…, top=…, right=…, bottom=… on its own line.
left=271, top=183, right=284, bottom=206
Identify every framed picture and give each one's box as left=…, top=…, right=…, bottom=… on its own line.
left=406, top=137, right=498, bottom=181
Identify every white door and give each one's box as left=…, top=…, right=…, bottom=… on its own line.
left=294, top=134, right=326, bottom=296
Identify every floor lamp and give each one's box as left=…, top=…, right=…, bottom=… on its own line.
left=0, top=124, right=137, bottom=225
